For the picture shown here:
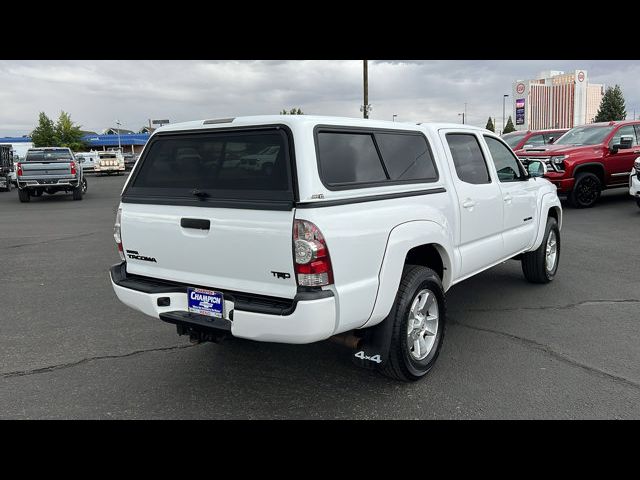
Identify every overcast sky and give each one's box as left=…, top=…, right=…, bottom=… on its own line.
left=0, top=60, right=638, bottom=137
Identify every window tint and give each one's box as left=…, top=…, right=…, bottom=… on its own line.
left=484, top=136, right=523, bottom=182
left=317, top=132, right=386, bottom=186
left=26, top=149, right=72, bottom=161
left=610, top=125, right=638, bottom=146
left=128, top=129, right=293, bottom=202
left=446, top=134, right=491, bottom=184
left=375, top=133, right=437, bottom=181
left=525, top=134, right=545, bottom=146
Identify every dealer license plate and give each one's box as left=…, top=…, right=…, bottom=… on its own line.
left=187, top=287, right=224, bottom=318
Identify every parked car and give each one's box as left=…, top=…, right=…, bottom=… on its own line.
left=110, top=115, right=562, bottom=382
left=516, top=121, right=640, bottom=208
left=0, top=144, right=14, bottom=192
left=630, top=157, right=640, bottom=208
left=238, top=145, right=281, bottom=174
left=95, top=150, right=125, bottom=175
left=502, top=129, right=568, bottom=151
left=16, top=147, right=87, bottom=202
left=74, top=151, right=100, bottom=172
left=122, top=152, right=139, bottom=170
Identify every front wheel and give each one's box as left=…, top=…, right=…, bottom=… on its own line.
left=521, top=217, right=560, bottom=283
left=2, top=175, right=12, bottom=192
left=380, top=265, right=446, bottom=382
left=636, top=198, right=640, bottom=209
left=72, top=178, right=85, bottom=200
left=568, top=172, right=601, bottom=208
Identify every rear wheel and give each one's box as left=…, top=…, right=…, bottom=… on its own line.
left=18, top=188, right=30, bottom=202
left=72, top=178, right=85, bottom=200
left=637, top=198, right=640, bottom=209
left=380, top=265, right=446, bottom=382
left=568, top=172, right=601, bottom=208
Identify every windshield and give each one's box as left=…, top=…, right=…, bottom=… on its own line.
left=26, top=149, right=72, bottom=161
left=554, top=125, right=614, bottom=146
left=502, top=132, right=527, bottom=149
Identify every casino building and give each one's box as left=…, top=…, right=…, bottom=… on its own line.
left=512, top=70, right=604, bottom=131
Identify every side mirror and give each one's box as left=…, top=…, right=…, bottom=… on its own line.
left=547, top=137, right=555, bottom=144
left=611, top=135, right=634, bottom=153
left=527, top=160, right=547, bottom=178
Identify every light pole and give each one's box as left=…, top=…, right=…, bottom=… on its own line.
left=360, top=60, right=372, bottom=119
left=393, top=114, right=397, bottom=122
left=458, top=112, right=465, bottom=124
left=115, top=119, right=122, bottom=152
left=502, top=94, right=509, bottom=135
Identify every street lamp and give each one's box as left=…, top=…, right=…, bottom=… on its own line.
left=502, top=94, right=509, bottom=135
left=115, top=119, right=122, bottom=153
left=458, top=112, right=465, bottom=124
left=393, top=114, right=397, bottom=122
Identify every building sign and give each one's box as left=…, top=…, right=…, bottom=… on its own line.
left=516, top=83, right=525, bottom=94
left=577, top=71, right=585, bottom=82
left=515, top=98, right=526, bottom=125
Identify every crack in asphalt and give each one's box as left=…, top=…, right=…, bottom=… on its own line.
left=463, top=299, right=640, bottom=313
left=5, top=232, right=99, bottom=249
left=451, top=320, right=640, bottom=390
left=0, top=344, right=196, bottom=379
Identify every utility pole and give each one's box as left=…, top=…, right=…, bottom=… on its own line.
left=363, top=60, right=369, bottom=119
left=502, top=94, right=509, bottom=135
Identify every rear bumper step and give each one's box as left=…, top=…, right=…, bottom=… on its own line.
left=110, top=262, right=337, bottom=344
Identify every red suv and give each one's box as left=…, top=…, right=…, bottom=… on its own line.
left=516, top=121, right=640, bottom=208
left=502, top=129, right=568, bottom=151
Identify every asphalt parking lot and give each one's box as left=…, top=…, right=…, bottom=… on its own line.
left=1, top=174, right=639, bottom=419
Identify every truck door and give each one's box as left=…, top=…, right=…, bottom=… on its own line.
left=605, top=125, right=639, bottom=186
left=482, top=135, right=538, bottom=255
left=440, top=130, right=504, bottom=279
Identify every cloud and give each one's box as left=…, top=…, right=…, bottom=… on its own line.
left=0, top=60, right=638, bottom=136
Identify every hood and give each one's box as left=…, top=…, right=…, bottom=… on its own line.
left=515, top=143, right=603, bottom=157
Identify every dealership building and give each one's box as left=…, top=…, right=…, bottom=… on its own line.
left=512, top=70, right=604, bottom=131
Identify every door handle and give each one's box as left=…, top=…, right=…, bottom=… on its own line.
left=462, top=199, right=476, bottom=209
left=503, top=194, right=513, bottom=204
left=181, top=218, right=211, bottom=230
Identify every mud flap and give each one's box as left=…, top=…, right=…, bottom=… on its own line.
left=351, top=315, right=395, bottom=370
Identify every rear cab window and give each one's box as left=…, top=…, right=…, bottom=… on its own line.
left=314, top=126, right=439, bottom=190
left=26, top=149, right=72, bottom=161
left=124, top=126, right=296, bottom=209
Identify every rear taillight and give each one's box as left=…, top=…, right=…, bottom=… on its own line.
left=70, top=161, right=77, bottom=175
left=17, top=163, right=22, bottom=176
left=114, top=208, right=125, bottom=261
left=293, top=219, right=333, bottom=287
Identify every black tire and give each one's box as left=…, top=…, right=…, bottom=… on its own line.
left=18, top=188, right=30, bottom=203
left=2, top=176, right=12, bottom=192
left=81, top=177, right=88, bottom=194
left=72, top=178, right=85, bottom=200
left=380, top=265, right=446, bottom=382
left=568, top=172, right=601, bottom=208
left=522, top=217, right=560, bottom=283
left=636, top=198, right=640, bottom=209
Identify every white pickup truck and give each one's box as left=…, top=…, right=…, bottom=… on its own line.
left=110, top=116, right=562, bottom=381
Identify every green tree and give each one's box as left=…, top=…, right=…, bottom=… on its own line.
left=280, top=108, right=304, bottom=115
left=503, top=116, right=516, bottom=134
left=55, top=111, right=85, bottom=151
left=30, top=112, right=57, bottom=147
left=485, top=117, right=495, bottom=132
left=594, top=85, right=626, bottom=122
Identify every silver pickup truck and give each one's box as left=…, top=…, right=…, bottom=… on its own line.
left=17, top=147, right=88, bottom=202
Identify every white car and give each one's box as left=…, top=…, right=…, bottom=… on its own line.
left=95, top=151, right=125, bottom=175
left=630, top=157, right=640, bottom=208
left=110, top=115, right=562, bottom=381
